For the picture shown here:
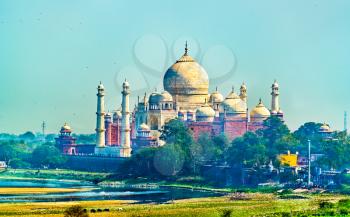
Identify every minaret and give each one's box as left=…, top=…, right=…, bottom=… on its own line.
left=95, top=82, right=105, bottom=148
left=120, top=79, right=132, bottom=157
left=271, top=80, right=280, bottom=113
left=239, top=82, right=247, bottom=102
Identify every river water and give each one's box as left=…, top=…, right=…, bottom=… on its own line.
left=0, top=179, right=223, bottom=203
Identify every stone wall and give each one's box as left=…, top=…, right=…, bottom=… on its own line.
left=64, top=155, right=127, bottom=172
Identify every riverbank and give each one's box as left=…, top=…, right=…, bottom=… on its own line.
left=0, top=187, right=96, bottom=195
left=0, top=193, right=347, bottom=217
left=99, top=177, right=279, bottom=194
left=0, top=169, right=110, bottom=183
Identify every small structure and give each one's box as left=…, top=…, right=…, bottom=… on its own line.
left=132, top=123, right=158, bottom=150
left=55, top=123, right=77, bottom=155
left=318, top=123, right=333, bottom=139
left=55, top=123, right=95, bottom=155
left=279, top=151, right=298, bottom=167
left=0, top=161, right=7, bottom=169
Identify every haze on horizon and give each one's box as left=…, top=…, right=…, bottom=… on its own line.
left=0, top=0, right=349, bottom=134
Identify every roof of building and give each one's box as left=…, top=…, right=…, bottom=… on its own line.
left=250, top=99, right=271, bottom=118
left=163, top=44, right=209, bottom=96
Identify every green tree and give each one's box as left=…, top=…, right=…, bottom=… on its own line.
left=257, top=116, right=291, bottom=162
left=197, top=133, right=222, bottom=161
left=121, top=147, right=158, bottom=177
left=212, top=133, right=231, bottom=152
left=64, top=205, right=89, bottom=217
left=226, top=132, right=267, bottom=168
left=189, top=142, right=203, bottom=174
left=293, top=122, right=323, bottom=154
left=319, top=132, right=350, bottom=169
left=159, top=119, right=195, bottom=174
left=31, top=144, right=66, bottom=168
left=153, top=143, right=185, bottom=176
left=0, top=141, right=30, bottom=166
left=19, top=131, right=36, bottom=141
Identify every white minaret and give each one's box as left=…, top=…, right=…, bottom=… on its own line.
left=95, top=82, right=105, bottom=149
left=239, top=82, right=247, bottom=102
left=120, top=79, right=132, bottom=157
left=271, top=80, right=280, bottom=113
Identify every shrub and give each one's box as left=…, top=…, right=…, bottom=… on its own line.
left=319, top=201, right=334, bottom=209
left=280, top=212, right=292, bottom=217
left=338, top=199, right=350, bottom=208
left=64, top=205, right=89, bottom=217
left=221, top=209, right=233, bottom=217
left=339, top=208, right=349, bottom=215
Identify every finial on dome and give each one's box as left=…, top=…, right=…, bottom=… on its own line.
left=259, top=98, right=262, bottom=104
left=231, top=86, right=235, bottom=92
left=184, top=41, right=188, bottom=56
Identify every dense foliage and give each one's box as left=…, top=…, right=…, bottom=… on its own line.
left=118, top=117, right=350, bottom=185
left=0, top=132, right=67, bottom=169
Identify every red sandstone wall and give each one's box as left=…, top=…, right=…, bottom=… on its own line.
left=223, top=121, right=247, bottom=141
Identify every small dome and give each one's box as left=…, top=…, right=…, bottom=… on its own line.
left=148, top=92, right=163, bottom=104
left=196, top=104, right=215, bottom=122
left=209, top=88, right=224, bottom=103
left=319, top=123, right=332, bottom=133
left=226, top=88, right=240, bottom=99
left=219, top=89, right=247, bottom=114
left=160, top=91, right=173, bottom=102
left=61, top=123, right=72, bottom=132
left=148, top=91, right=173, bottom=104
left=250, top=99, right=271, bottom=119
left=139, top=123, right=150, bottom=131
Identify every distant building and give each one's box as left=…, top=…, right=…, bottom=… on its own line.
left=318, top=123, right=333, bottom=140
left=0, top=161, right=7, bottom=169
left=58, top=44, right=285, bottom=158
left=279, top=151, right=298, bottom=167
left=55, top=123, right=94, bottom=155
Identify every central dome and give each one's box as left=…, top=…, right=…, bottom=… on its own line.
left=163, top=45, right=209, bottom=110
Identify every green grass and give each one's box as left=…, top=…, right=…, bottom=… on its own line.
left=0, top=194, right=347, bottom=217
left=0, top=169, right=110, bottom=183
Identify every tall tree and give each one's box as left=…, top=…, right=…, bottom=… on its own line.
left=257, top=116, right=291, bottom=161
left=31, top=144, right=66, bottom=168
left=159, top=119, right=195, bottom=174
left=319, top=131, right=350, bottom=169
left=197, top=133, right=222, bottom=162
left=226, top=132, right=267, bottom=168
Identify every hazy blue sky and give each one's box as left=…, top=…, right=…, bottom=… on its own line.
left=0, top=0, right=349, bottom=134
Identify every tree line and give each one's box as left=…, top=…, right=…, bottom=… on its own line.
left=118, top=116, right=350, bottom=183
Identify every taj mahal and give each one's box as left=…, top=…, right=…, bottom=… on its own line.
left=56, top=44, right=284, bottom=157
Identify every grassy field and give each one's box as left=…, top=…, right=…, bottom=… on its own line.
left=0, top=169, right=110, bottom=182
left=0, top=187, right=96, bottom=194
left=0, top=193, right=348, bottom=217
